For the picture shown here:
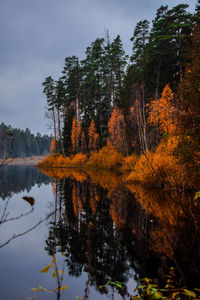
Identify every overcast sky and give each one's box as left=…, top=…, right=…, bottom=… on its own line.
left=0, top=0, right=197, bottom=135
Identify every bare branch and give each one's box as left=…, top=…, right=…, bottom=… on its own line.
left=0, top=210, right=55, bottom=249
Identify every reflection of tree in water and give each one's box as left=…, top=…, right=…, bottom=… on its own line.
left=44, top=170, right=200, bottom=296
left=127, top=184, right=200, bottom=288
left=0, top=165, right=50, bottom=199
left=45, top=178, right=134, bottom=297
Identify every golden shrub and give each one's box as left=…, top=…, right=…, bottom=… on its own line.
left=120, top=154, right=138, bottom=172
left=127, top=136, right=186, bottom=188
left=87, top=140, right=123, bottom=170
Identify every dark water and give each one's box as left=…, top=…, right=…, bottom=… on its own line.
left=0, top=166, right=200, bottom=300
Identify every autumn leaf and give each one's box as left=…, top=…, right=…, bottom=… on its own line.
left=40, top=265, right=51, bottom=273
left=31, top=288, right=41, bottom=292
left=60, top=285, right=67, bottom=291
left=38, top=286, right=54, bottom=293
left=59, top=270, right=66, bottom=274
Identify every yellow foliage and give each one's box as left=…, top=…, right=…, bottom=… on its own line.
left=60, top=285, right=67, bottom=291
left=31, top=288, right=41, bottom=292
left=40, top=265, right=51, bottom=273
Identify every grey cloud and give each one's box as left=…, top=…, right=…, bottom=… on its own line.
left=0, top=0, right=197, bottom=135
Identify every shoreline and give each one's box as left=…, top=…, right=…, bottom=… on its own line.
left=1, top=156, right=46, bottom=166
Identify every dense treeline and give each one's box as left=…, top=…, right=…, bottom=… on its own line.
left=41, top=2, right=200, bottom=189
left=0, top=123, right=52, bottom=158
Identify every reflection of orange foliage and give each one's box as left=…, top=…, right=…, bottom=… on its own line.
left=38, top=166, right=88, bottom=182
left=86, top=168, right=123, bottom=194
left=89, top=185, right=100, bottom=215
left=146, top=85, right=178, bottom=135
left=126, top=183, right=188, bottom=258
left=127, top=183, right=183, bottom=226
left=51, top=180, right=56, bottom=194
left=127, top=136, right=186, bottom=187
left=109, top=187, right=128, bottom=229
left=151, top=230, right=174, bottom=259
left=72, top=182, right=83, bottom=216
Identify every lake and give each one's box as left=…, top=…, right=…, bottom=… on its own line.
left=0, top=165, right=200, bottom=300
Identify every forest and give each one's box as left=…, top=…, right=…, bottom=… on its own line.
left=0, top=123, right=52, bottom=158
left=40, top=3, right=200, bottom=190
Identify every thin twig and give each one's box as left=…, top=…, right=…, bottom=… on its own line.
left=0, top=210, right=55, bottom=248
left=0, top=207, right=34, bottom=225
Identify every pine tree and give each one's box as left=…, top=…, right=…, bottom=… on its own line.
left=42, top=77, right=57, bottom=152
left=130, top=20, right=150, bottom=84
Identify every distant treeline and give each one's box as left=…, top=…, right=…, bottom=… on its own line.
left=0, top=165, right=51, bottom=199
left=0, top=123, right=52, bottom=158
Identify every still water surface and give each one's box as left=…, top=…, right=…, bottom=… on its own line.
left=0, top=165, right=200, bottom=299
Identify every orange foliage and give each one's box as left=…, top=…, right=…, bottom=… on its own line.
left=108, top=106, right=128, bottom=155
left=71, top=152, right=88, bottom=166
left=37, top=153, right=87, bottom=169
left=81, top=131, right=87, bottom=153
left=71, top=117, right=82, bottom=153
left=87, top=140, right=123, bottom=170
left=147, top=84, right=178, bottom=134
left=88, top=119, right=99, bottom=152
left=50, top=138, right=56, bottom=154
left=127, top=136, right=186, bottom=187
left=120, top=155, right=138, bottom=172
left=37, top=141, right=124, bottom=172
left=51, top=180, right=56, bottom=194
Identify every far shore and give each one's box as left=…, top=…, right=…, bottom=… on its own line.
left=0, top=156, right=46, bottom=166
